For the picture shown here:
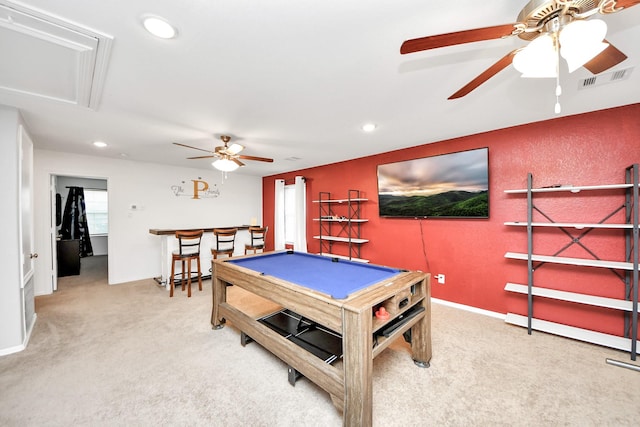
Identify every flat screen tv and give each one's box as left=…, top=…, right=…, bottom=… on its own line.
left=377, top=147, right=489, bottom=218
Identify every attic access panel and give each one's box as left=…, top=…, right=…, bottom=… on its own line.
left=0, top=1, right=112, bottom=109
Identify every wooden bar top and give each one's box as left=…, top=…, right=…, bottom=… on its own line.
left=148, top=225, right=253, bottom=236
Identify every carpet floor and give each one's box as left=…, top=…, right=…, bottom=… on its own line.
left=1, top=255, right=639, bottom=426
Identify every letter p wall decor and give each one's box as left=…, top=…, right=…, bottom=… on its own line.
left=171, top=178, right=220, bottom=199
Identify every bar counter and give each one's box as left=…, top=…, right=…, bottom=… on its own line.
left=149, top=225, right=251, bottom=235
left=149, top=225, right=254, bottom=289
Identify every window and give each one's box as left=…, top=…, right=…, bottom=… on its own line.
left=84, top=190, right=108, bottom=235
left=274, top=176, right=307, bottom=252
left=284, top=185, right=296, bottom=244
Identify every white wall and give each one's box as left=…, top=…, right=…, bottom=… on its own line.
left=0, top=107, right=23, bottom=351
left=34, top=149, right=263, bottom=295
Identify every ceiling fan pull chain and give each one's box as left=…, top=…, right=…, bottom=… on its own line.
left=554, top=34, right=562, bottom=114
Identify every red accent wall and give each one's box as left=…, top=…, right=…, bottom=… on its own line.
left=262, top=104, right=640, bottom=337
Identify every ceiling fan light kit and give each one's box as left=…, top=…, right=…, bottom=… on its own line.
left=400, top=0, right=637, bottom=111
left=559, top=19, right=609, bottom=72
left=225, top=143, right=244, bottom=155
left=212, top=158, right=240, bottom=172
left=513, top=33, right=558, bottom=78
left=514, top=18, right=609, bottom=77
left=174, top=134, right=274, bottom=172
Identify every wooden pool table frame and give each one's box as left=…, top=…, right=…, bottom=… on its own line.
left=211, top=252, right=431, bottom=426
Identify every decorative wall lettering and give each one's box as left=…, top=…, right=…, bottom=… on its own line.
left=171, top=178, right=220, bottom=199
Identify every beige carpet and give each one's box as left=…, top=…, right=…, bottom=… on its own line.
left=1, top=255, right=639, bottom=426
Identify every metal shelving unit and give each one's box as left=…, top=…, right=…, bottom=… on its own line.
left=313, top=189, right=369, bottom=262
left=504, top=164, right=639, bottom=361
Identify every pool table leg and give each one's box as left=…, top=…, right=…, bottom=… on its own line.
left=342, top=307, right=373, bottom=427
left=411, top=282, right=432, bottom=367
left=211, top=273, right=227, bottom=329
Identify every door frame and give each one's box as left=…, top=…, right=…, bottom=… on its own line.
left=50, top=174, right=58, bottom=291
left=49, top=174, right=110, bottom=291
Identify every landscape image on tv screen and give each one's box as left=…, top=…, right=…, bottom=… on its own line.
left=377, top=147, right=489, bottom=218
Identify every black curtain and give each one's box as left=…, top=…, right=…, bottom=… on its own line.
left=56, top=193, right=62, bottom=226
left=61, top=186, right=93, bottom=257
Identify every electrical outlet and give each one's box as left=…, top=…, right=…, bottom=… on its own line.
left=436, top=274, right=445, bottom=284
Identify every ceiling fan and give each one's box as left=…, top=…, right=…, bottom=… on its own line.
left=174, top=135, right=273, bottom=172
left=400, top=0, right=639, bottom=100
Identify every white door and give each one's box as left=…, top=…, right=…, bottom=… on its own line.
left=20, top=125, right=35, bottom=283
left=19, top=125, right=36, bottom=334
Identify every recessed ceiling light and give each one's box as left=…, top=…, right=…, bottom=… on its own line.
left=93, top=141, right=107, bottom=148
left=362, top=123, right=377, bottom=132
left=142, top=15, right=177, bottom=39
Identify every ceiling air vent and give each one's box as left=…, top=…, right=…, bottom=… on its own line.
left=0, top=1, right=113, bottom=109
left=578, top=67, right=634, bottom=90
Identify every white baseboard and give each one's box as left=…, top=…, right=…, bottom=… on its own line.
left=0, top=313, right=37, bottom=357
left=0, top=343, right=26, bottom=357
left=431, top=298, right=506, bottom=320
left=25, top=313, right=37, bottom=346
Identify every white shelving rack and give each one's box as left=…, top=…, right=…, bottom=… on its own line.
left=313, top=190, right=369, bottom=262
left=504, top=164, right=639, bottom=360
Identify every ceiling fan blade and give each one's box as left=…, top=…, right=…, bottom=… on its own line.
left=186, top=155, right=217, bottom=160
left=232, top=158, right=245, bottom=167
left=237, top=154, right=274, bottom=163
left=582, top=41, right=627, bottom=74
left=448, top=49, right=519, bottom=100
left=400, top=24, right=520, bottom=55
left=612, top=0, right=640, bottom=9
left=173, top=142, right=214, bottom=154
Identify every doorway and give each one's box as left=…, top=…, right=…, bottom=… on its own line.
left=52, top=175, right=109, bottom=290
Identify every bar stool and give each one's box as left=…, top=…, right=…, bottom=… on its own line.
left=169, top=230, right=203, bottom=297
left=211, top=228, right=238, bottom=259
left=210, top=228, right=238, bottom=280
left=244, top=226, right=268, bottom=254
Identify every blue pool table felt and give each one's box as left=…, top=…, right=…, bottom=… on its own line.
left=228, top=251, right=402, bottom=299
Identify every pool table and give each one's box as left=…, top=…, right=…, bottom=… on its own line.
left=211, top=251, right=431, bottom=426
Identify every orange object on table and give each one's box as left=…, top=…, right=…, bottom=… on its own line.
left=375, top=307, right=390, bottom=320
